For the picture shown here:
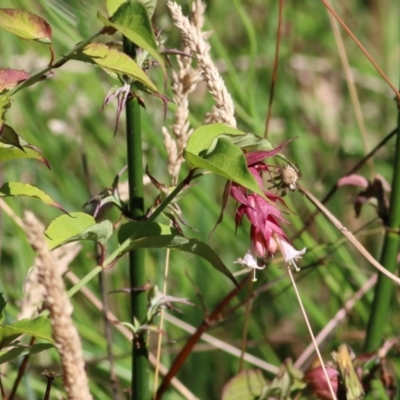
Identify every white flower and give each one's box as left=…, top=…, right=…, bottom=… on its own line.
left=275, top=235, right=306, bottom=272
left=234, top=249, right=265, bottom=282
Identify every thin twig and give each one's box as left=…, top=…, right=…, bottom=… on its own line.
left=287, top=267, right=337, bottom=400
left=163, top=313, right=279, bottom=374
left=321, top=0, right=400, bottom=99
left=99, top=269, right=119, bottom=400
left=294, top=127, right=397, bottom=240
left=264, top=0, right=284, bottom=138
left=299, top=185, right=400, bottom=285
left=65, top=271, right=199, bottom=400
left=238, top=279, right=253, bottom=372
left=156, top=274, right=251, bottom=399
left=153, top=249, right=171, bottom=397
left=325, top=0, right=374, bottom=177
left=295, top=274, right=377, bottom=370
left=9, top=337, right=36, bottom=400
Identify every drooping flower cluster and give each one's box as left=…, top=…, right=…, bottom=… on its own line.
left=232, top=143, right=306, bottom=280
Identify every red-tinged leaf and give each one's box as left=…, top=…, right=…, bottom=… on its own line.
left=245, top=138, right=295, bottom=166
left=337, top=174, right=369, bottom=189
left=71, top=42, right=158, bottom=93
left=0, top=69, right=29, bottom=93
left=0, top=182, right=67, bottom=213
left=0, top=9, right=52, bottom=44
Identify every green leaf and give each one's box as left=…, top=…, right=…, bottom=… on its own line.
left=107, top=0, right=157, bottom=19
left=106, top=0, right=126, bottom=16
left=0, top=124, right=23, bottom=150
left=184, top=123, right=271, bottom=197
left=222, top=370, right=267, bottom=400
left=138, top=0, right=157, bottom=18
left=71, top=42, right=158, bottom=93
left=118, top=221, right=178, bottom=242
left=45, top=212, right=97, bottom=250
left=118, top=222, right=238, bottom=287
left=218, top=132, right=293, bottom=166
left=259, top=371, right=291, bottom=399
left=185, top=139, right=264, bottom=198
left=185, top=123, right=247, bottom=154
left=0, top=9, right=52, bottom=44
left=51, top=219, right=113, bottom=249
left=0, top=124, right=49, bottom=166
left=0, top=68, right=29, bottom=94
left=333, top=345, right=364, bottom=400
left=0, top=182, right=65, bottom=212
left=258, top=360, right=305, bottom=400
left=0, top=316, right=53, bottom=343
left=0, top=342, right=53, bottom=365
left=98, top=1, right=166, bottom=76
left=0, top=293, right=7, bottom=324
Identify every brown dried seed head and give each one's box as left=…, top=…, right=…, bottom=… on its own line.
left=281, top=165, right=299, bottom=190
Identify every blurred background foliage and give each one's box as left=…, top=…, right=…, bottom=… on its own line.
left=0, top=0, right=398, bottom=399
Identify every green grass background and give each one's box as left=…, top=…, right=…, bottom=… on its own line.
left=0, top=0, right=398, bottom=398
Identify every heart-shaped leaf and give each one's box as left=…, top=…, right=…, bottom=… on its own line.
left=98, top=1, right=166, bottom=76
left=71, top=42, right=158, bottom=93
left=45, top=212, right=97, bottom=250
left=185, top=123, right=246, bottom=153
left=185, top=138, right=264, bottom=197
left=185, top=124, right=279, bottom=197
left=0, top=182, right=66, bottom=213
left=0, top=9, right=52, bottom=44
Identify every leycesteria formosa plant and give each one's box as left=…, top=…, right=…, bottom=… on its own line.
left=0, top=1, right=307, bottom=399
left=231, top=147, right=305, bottom=280
left=183, top=124, right=306, bottom=282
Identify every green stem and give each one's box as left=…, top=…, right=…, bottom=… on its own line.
left=364, top=105, right=400, bottom=352
left=123, top=37, right=148, bottom=400
left=106, top=171, right=195, bottom=264
left=8, top=31, right=102, bottom=97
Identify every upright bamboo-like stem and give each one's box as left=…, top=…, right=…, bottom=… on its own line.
left=123, top=37, right=148, bottom=400
left=364, top=103, right=400, bottom=352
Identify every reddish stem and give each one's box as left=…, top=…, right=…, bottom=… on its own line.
left=155, top=274, right=251, bottom=398
left=321, top=0, right=400, bottom=100
left=264, top=0, right=284, bottom=138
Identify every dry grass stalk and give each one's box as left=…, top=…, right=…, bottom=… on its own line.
left=19, top=242, right=82, bottom=321
left=168, top=1, right=236, bottom=129
left=163, top=2, right=206, bottom=183
left=24, top=211, right=92, bottom=400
